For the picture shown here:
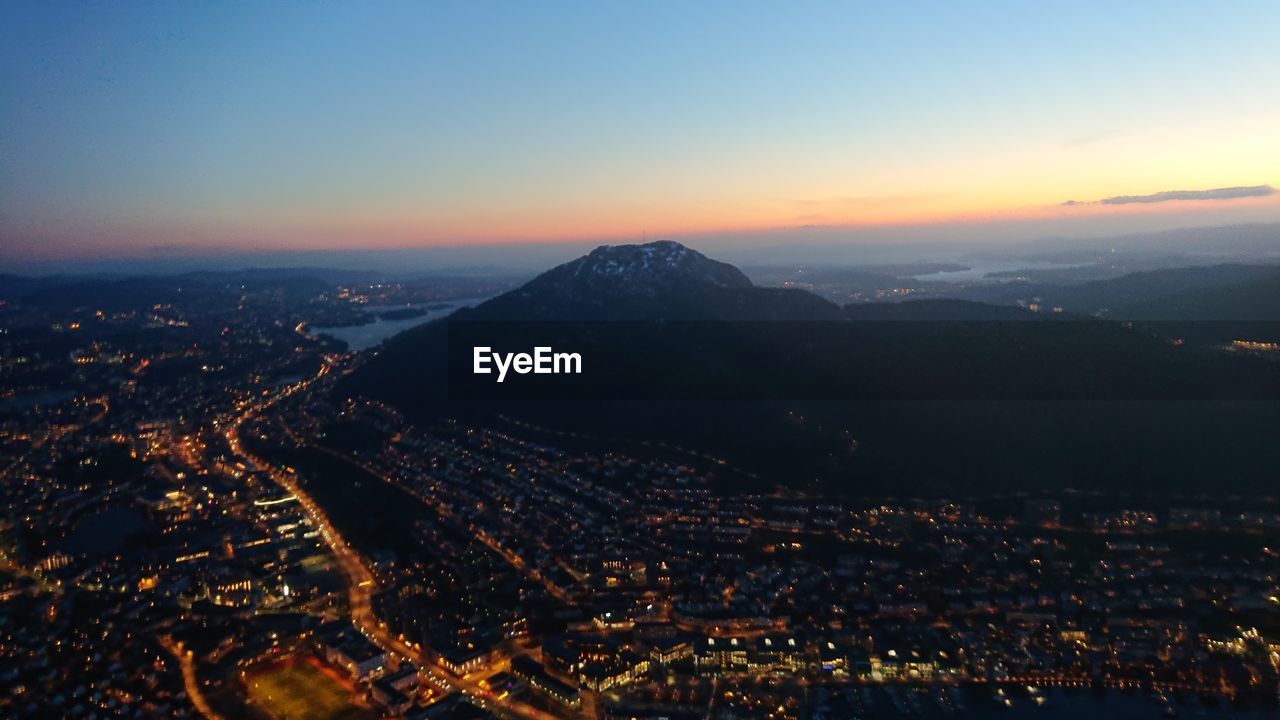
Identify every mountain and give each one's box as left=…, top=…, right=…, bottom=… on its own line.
left=531, top=240, right=751, bottom=293
left=467, top=240, right=842, bottom=321
left=844, top=299, right=1036, bottom=321
left=1104, top=267, right=1280, bottom=321
left=2, top=267, right=379, bottom=312
left=952, top=263, right=1280, bottom=343
left=343, top=242, right=1280, bottom=497
left=958, top=264, right=1280, bottom=318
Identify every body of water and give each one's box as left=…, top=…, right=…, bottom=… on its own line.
left=309, top=298, right=487, bottom=351
left=911, top=260, right=1086, bottom=283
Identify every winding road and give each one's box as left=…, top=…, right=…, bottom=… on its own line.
left=223, top=361, right=569, bottom=720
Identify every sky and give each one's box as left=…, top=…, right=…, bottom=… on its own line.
left=2, top=2, right=1279, bottom=269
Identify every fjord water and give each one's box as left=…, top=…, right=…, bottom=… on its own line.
left=309, top=298, right=486, bottom=351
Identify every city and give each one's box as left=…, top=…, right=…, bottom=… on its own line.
left=2, top=269, right=1278, bottom=719
left=4, top=3, right=1280, bottom=718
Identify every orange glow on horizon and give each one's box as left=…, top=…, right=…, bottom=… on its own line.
left=4, top=186, right=1277, bottom=263
left=220, top=190, right=1280, bottom=248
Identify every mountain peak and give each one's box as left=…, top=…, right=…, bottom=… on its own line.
left=565, top=241, right=752, bottom=290
left=461, top=240, right=841, bottom=320
left=515, top=241, right=752, bottom=303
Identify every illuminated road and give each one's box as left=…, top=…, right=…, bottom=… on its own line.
left=162, top=637, right=226, bottom=720
left=310, top=442, right=574, bottom=604
left=223, top=363, right=570, bottom=720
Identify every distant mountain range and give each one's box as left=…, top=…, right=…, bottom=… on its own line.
left=344, top=241, right=1280, bottom=497
left=958, top=263, right=1280, bottom=320
left=0, top=268, right=374, bottom=310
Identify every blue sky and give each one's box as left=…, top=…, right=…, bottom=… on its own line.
left=2, top=2, right=1278, bottom=266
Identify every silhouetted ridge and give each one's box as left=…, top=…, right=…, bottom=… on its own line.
left=342, top=242, right=1280, bottom=497
left=466, top=240, right=838, bottom=320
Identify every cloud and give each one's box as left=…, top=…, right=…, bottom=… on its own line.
left=791, top=213, right=828, bottom=224
left=1063, top=185, right=1275, bottom=207
left=796, top=193, right=953, bottom=208
left=146, top=243, right=230, bottom=255
left=1062, top=130, right=1112, bottom=147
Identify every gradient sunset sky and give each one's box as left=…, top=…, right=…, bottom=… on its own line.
left=2, top=2, right=1278, bottom=266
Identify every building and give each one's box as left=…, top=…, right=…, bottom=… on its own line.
left=818, top=641, right=849, bottom=678
left=694, top=637, right=748, bottom=673
left=578, top=651, right=651, bottom=692
left=315, top=620, right=388, bottom=681
left=510, top=655, right=581, bottom=708
left=435, top=644, right=488, bottom=676
left=749, top=634, right=805, bottom=674
left=645, top=636, right=693, bottom=665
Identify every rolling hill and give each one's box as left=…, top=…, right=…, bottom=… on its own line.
left=342, top=242, right=1280, bottom=497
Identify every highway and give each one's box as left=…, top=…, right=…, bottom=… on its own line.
left=222, top=362, right=570, bottom=720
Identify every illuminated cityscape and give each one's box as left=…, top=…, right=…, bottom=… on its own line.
left=2, top=264, right=1279, bottom=718
left=3, top=3, right=1280, bottom=718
